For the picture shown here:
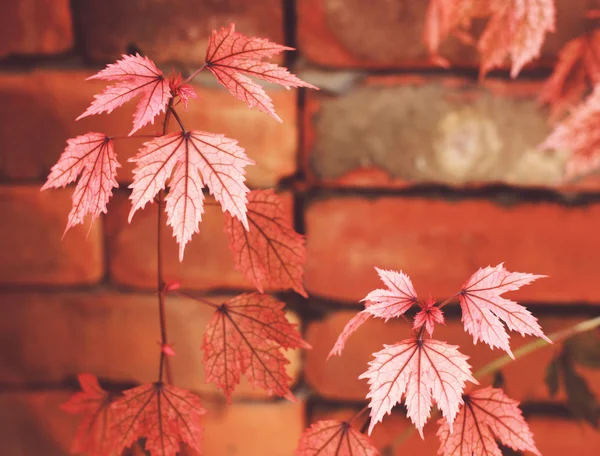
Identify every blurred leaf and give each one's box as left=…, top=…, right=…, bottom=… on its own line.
left=565, top=331, right=600, bottom=369
left=492, top=370, right=506, bottom=389
left=560, top=352, right=600, bottom=428
left=545, top=357, right=560, bottom=397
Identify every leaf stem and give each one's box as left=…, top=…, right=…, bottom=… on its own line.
left=169, top=106, right=187, bottom=132
left=437, top=292, right=460, bottom=310
left=182, top=64, right=207, bottom=85
left=157, top=101, right=174, bottom=384
left=174, top=290, right=220, bottom=309
left=387, top=315, right=600, bottom=452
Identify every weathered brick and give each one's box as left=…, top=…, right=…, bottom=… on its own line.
left=75, top=0, right=284, bottom=65
left=304, top=311, right=600, bottom=402
left=301, top=75, right=584, bottom=188
left=305, top=196, right=600, bottom=303
left=0, top=0, right=73, bottom=57
left=0, top=186, right=102, bottom=285
left=0, top=391, right=305, bottom=456
left=0, top=291, right=302, bottom=400
left=309, top=405, right=600, bottom=455
left=0, top=70, right=297, bottom=187
left=297, top=0, right=593, bottom=68
left=107, top=191, right=295, bottom=291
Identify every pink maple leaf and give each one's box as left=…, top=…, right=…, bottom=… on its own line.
left=413, top=297, right=445, bottom=337
left=61, top=373, right=118, bottom=456
left=295, top=420, right=380, bottom=456
left=539, top=30, right=600, bottom=120
left=328, top=310, right=372, bottom=359
left=478, top=0, right=556, bottom=78
left=205, top=23, right=317, bottom=122
left=202, top=293, right=310, bottom=403
left=77, top=54, right=172, bottom=135
left=460, top=264, right=550, bottom=358
left=41, top=132, right=119, bottom=234
left=437, top=387, right=541, bottom=456
left=541, top=84, right=600, bottom=178
left=362, top=267, right=419, bottom=321
left=128, top=130, right=254, bottom=260
left=113, top=382, right=205, bottom=456
left=169, top=72, right=198, bottom=110
left=360, top=338, right=477, bottom=437
left=225, top=189, right=307, bottom=297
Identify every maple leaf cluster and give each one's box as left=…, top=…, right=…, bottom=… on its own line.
left=296, top=264, right=549, bottom=455
left=46, top=23, right=316, bottom=456
left=424, top=0, right=556, bottom=79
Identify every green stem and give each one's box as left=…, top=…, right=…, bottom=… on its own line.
left=388, top=315, right=600, bottom=451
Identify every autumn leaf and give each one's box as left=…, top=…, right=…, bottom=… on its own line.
left=225, top=189, right=307, bottom=297
left=77, top=54, right=171, bottom=135
left=61, top=373, right=118, bottom=456
left=360, top=338, right=477, bottom=437
left=169, top=73, right=198, bottom=110
left=295, top=420, right=380, bottom=456
left=113, top=382, right=205, bottom=456
left=41, top=132, right=119, bottom=234
left=202, top=293, right=310, bottom=402
left=205, top=23, right=316, bottom=122
left=128, top=130, right=254, bottom=260
left=362, top=267, right=419, bottom=321
left=413, top=297, right=445, bottom=337
left=542, top=84, right=600, bottom=178
left=539, top=30, right=600, bottom=120
left=459, top=264, right=550, bottom=358
left=424, top=0, right=491, bottom=62
left=437, top=387, right=541, bottom=456
left=328, top=311, right=372, bottom=359
left=478, top=0, right=556, bottom=78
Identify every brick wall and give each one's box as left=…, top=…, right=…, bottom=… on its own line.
left=1, top=1, right=599, bottom=455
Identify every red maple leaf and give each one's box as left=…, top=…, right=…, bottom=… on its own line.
left=61, top=373, right=118, bottom=456
left=542, top=84, right=600, bottom=178
left=362, top=268, right=419, bottom=321
left=360, top=338, right=477, bottom=437
left=77, top=54, right=172, bottom=135
left=424, top=0, right=491, bottom=64
left=459, top=264, right=550, bottom=358
left=225, top=189, right=307, bottom=297
left=202, top=293, right=310, bottom=402
left=478, top=0, right=556, bottom=78
left=413, top=297, right=445, bottom=337
left=169, top=73, right=198, bottom=110
left=437, top=387, right=541, bottom=456
left=539, top=30, right=600, bottom=120
left=328, top=310, right=372, bottom=359
left=113, top=382, right=205, bottom=456
left=128, top=130, right=254, bottom=260
left=295, top=420, right=380, bottom=456
left=41, top=132, right=119, bottom=234
left=205, top=23, right=317, bottom=122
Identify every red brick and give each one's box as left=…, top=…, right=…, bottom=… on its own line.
left=305, top=196, right=600, bottom=303
left=301, top=75, right=595, bottom=189
left=108, top=191, right=295, bottom=291
left=202, top=399, right=304, bottom=455
left=0, top=290, right=302, bottom=400
left=309, top=405, right=600, bottom=455
left=77, top=0, right=284, bottom=65
left=297, top=0, right=592, bottom=68
left=0, top=391, right=305, bottom=456
left=0, top=0, right=73, bottom=57
left=0, top=186, right=102, bottom=285
left=0, top=70, right=297, bottom=188
left=304, top=311, right=600, bottom=402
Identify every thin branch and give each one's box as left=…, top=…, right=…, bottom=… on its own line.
left=157, top=100, right=174, bottom=384
left=174, top=290, right=220, bottom=309
left=169, top=106, right=187, bottom=132
left=182, top=64, right=207, bottom=85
